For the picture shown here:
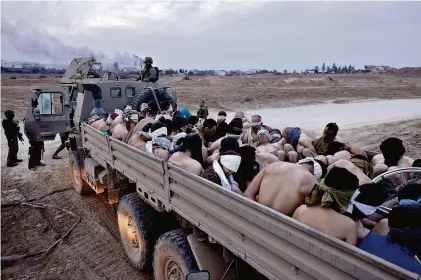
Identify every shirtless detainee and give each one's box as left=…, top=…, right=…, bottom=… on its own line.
left=169, top=134, right=205, bottom=176
left=112, top=111, right=139, bottom=141
left=293, top=167, right=360, bottom=245
left=327, top=159, right=372, bottom=185
left=244, top=162, right=318, bottom=216
left=255, top=130, right=286, bottom=161
left=281, top=127, right=316, bottom=163
left=208, top=118, right=243, bottom=154
left=302, top=123, right=339, bottom=158
left=372, top=137, right=414, bottom=175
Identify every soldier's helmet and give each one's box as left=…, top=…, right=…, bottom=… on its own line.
left=144, top=57, right=153, bottom=64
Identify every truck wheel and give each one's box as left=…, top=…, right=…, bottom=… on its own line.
left=70, top=159, right=92, bottom=195
left=118, top=193, right=158, bottom=270
left=153, top=228, right=197, bottom=280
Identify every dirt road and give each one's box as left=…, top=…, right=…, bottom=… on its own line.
left=1, top=73, right=420, bottom=279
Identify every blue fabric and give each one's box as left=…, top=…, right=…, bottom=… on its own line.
left=399, top=199, right=421, bottom=206
left=180, top=108, right=192, bottom=120
left=358, top=232, right=421, bottom=274
left=286, top=127, right=301, bottom=148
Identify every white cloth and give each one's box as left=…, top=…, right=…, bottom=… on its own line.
left=346, top=189, right=378, bottom=216
left=172, top=132, right=187, bottom=145
left=212, top=160, right=232, bottom=190
left=220, top=155, right=242, bottom=173
left=146, top=141, right=153, bottom=155
left=257, top=129, right=272, bottom=142
left=150, top=127, right=168, bottom=138
left=115, top=109, right=123, bottom=116
left=298, top=157, right=323, bottom=180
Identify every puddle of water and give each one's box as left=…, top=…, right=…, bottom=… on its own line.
left=212, top=99, right=421, bottom=131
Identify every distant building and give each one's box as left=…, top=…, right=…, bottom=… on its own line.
left=364, top=65, right=394, bottom=74
left=216, top=70, right=227, bottom=76
left=1, top=61, right=22, bottom=69
left=245, top=69, right=260, bottom=75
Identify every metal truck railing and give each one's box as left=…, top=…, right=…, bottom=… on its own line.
left=82, top=123, right=420, bottom=280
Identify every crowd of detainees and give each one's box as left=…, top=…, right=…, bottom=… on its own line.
left=88, top=100, right=421, bottom=274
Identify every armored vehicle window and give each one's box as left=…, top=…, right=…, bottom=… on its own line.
left=37, top=92, right=63, bottom=115
left=125, top=87, right=135, bottom=97
left=110, top=87, right=122, bottom=98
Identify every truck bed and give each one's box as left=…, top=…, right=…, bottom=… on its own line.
left=81, top=123, right=419, bottom=280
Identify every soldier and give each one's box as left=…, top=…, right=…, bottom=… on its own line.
left=28, top=139, right=45, bottom=170
left=52, top=132, right=69, bottom=159
left=196, top=100, right=209, bottom=120
left=2, top=110, right=24, bottom=167
left=136, top=57, right=158, bottom=82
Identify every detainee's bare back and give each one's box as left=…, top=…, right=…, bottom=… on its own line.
left=244, top=162, right=317, bottom=216
left=169, top=152, right=203, bottom=176
left=293, top=205, right=358, bottom=245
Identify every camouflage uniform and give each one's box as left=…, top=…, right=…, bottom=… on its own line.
left=197, top=102, right=209, bottom=119
left=136, top=57, right=158, bottom=82
left=2, top=110, right=23, bottom=167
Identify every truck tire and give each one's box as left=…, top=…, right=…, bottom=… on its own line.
left=117, top=193, right=159, bottom=270
left=153, top=228, right=198, bottom=280
left=70, top=158, right=92, bottom=195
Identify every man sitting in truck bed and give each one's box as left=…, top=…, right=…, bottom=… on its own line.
left=244, top=162, right=318, bottom=216
left=293, top=167, right=360, bottom=245
left=371, top=137, right=414, bottom=175
left=169, top=133, right=205, bottom=176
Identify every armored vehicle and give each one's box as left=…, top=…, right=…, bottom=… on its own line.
left=24, top=59, right=420, bottom=280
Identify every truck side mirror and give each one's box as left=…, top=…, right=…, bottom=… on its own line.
left=33, top=108, right=41, bottom=121
left=186, top=271, right=210, bottom=280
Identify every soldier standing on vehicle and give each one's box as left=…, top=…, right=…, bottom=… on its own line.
left=136, top=57, right=158, bottom=82
left=52, top=132, right=69, bottom=159
left=2, top=110, right=24, bottom=167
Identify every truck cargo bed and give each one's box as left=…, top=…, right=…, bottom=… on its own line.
left=81, top=123, right=419, bottom=280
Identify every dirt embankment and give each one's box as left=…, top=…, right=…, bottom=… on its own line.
left=2, top=73, right=421, bottom=120
left=1, top=72, right=420, bottom=279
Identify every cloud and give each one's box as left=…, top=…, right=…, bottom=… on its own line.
left=1, top=1, right=421, bottom=70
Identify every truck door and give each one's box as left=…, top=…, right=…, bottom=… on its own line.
left=24, top=88, right=72, bottom=141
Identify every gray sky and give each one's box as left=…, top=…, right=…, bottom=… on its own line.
left=1, top=1, right=421, bottom=70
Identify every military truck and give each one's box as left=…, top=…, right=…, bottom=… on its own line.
left=24, top=60, right=420, bottom=280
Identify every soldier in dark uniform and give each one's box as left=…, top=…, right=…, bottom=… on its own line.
left=136, top=57, right=158, bottom=82
left=196, top=100, right=209, bottom=119
left=28, top=139, right=45, bottom=170
left=52, top=132, right=69, bottom=159
left=2, top=110, right=24, bottom=167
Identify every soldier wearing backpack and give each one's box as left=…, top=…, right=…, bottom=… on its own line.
left=136, top=57, right=159, bottom=82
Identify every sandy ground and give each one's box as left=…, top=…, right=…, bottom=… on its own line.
left=1, top=73, right=421, bottom=279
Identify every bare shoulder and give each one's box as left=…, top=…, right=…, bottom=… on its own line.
left=371, top=154, right=385, bottom=164
left=168, top=152, right=179, bottom=163
left=256, top=152, right=279, bottom=163
left=399, top=156, right=414, bottom=167
left=191, top=160, right=204, bottom=175
left=292, top=205, right=307, bottom=220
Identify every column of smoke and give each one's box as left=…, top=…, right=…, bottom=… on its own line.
left=111, top=54, right=144, bottom=73
left=1, top=19, right=146, bottom=71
